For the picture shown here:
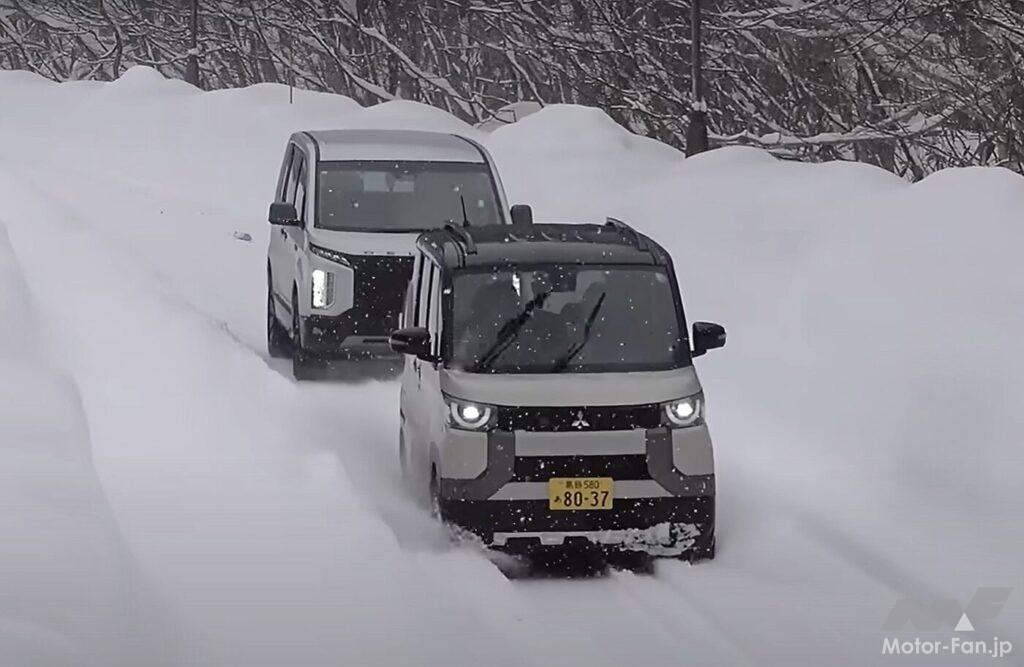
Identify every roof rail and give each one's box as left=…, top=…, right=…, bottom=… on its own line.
left=605, top=217, right=649, bottom=252
left=443, top=223, right=477, bottom=256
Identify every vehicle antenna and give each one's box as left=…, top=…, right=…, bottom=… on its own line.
left=460, top=194, right=471, bottom=227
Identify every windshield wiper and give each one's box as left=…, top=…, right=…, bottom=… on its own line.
left=549, top=292, right=606, bottom=373
left=471, top=290, right=551, bottom=372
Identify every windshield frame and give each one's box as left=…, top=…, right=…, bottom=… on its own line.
left=441, top=262, right=692, bottom=375
left=313, top=159, right=502, bottom=233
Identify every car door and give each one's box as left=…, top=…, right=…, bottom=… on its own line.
left=285, top=149, right=310, bottom=308
left=418, top=262, right=446, bottom=477
left=269, top=144, right=296, bottom=303
left=402, top=254, right=434, bottom=478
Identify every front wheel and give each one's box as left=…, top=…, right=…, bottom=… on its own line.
left=398, top=427, right=408, bottom=477
left=267, top=283, right=291, bottom=359
left=429, top=467, right=443, bottom=520
left=291, top=290, right=318, bottom=381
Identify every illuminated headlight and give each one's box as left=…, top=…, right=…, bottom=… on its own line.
left=311, top=269, right=335, bottom=309
left=662, top=394, right=704, bottom=428
left=447, top=399, right=494, bottom=431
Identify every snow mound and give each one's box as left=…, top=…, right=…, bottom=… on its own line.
left=491, top=103, right=681, bottom=161
left=103, top=65, right=199, bottom=97
left=0, top=201, right=176, bottom=667
left=347, top=98, right=481, bottom=135
left=205, top=82, right=364, bottom=115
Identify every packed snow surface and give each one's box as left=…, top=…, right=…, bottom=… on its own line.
left=0, top=67, right=1021, bottom=666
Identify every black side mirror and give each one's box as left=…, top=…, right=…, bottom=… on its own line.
left=389, top=327, right=435, bottom=361
left=691, top=321, right=726, bottom=358
left=268, top=202, right=300, bottom=226
left=510, top=204, right=533, bottom=226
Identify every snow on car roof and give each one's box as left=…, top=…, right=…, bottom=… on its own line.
left=420, top=222, right=671, bottom=269
left=301, top=129, right=487, bottom=163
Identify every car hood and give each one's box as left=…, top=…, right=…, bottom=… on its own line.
left=439, top=367, right=702, bottom=407
left=306, top=228, right=418, bottom=256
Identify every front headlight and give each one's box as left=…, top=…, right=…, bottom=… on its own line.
left=662, top=394, right=704, bottom=428
left=447, top=398, right=495, bottom=431
left=311, top=269, right=335, bottom=309
left=309, top=243, right=352, bottom=267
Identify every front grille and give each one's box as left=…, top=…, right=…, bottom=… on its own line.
left=344, top=254, right=414, bottom=334
left=513, top=455, right=650, bottom=482
left=496, top=404, right=661, bottom=432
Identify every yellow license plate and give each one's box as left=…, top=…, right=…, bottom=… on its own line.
left=548, top=477, right=614, bottom=511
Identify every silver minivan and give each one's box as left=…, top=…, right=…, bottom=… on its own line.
left=266, top=129, right=518, bottom=379
left=390, top=220, right=726, bottom=560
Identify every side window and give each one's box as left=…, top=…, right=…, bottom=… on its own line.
left=429, top=269, right=443, bottom=356
left=294, top=156, right=307, bottom=224
left=285, top=147, right=302, bottom=204
left=403, top=254, right=422, bottom=328
left=418, top=262, right=435, bottom=330
left=412, top=254, right=427, bottom=327
left=278, top=145, right=294, bottom=201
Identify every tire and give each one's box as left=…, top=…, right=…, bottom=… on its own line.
left=398, top=427, right=408, bottom=477
left=429, top=467, right=442, bottom=520
left=686, top=526, right=716, bottom=563
left=291, top=289, right=318, bottom=381
left=267, top=280, right=291, bottom=359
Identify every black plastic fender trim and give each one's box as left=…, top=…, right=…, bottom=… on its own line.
left=646, top=427, right=715, bottom=497
left=439, top=430, right=515, bottom=501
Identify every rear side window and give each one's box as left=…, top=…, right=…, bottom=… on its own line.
left=294, top=158, right=307, bottom=223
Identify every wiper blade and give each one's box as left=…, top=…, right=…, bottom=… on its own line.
left=471, top=290, right=551, bottom=372
left=550, top=292, right=606, bottom=373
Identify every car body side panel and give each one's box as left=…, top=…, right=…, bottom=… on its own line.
left=421, top=363, right=447, bottom=474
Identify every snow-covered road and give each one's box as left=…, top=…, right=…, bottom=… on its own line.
left=1, top=67, right=1021, bottom=666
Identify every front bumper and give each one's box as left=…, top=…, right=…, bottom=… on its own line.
left=302, top=313, right=398, bottom=357
left=440, top=496, right=714, bottom=555
left=436, top=425, right=715, bottom=553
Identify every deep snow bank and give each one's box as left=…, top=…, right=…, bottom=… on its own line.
left=0, top=203, right=175, bottom=667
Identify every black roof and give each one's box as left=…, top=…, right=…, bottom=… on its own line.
left=418, top=221, right=672, bottom=270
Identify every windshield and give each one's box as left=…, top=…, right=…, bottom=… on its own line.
left=316, top=160, right=500, bottom=232
left=449, top=265, right=687, bottom=374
